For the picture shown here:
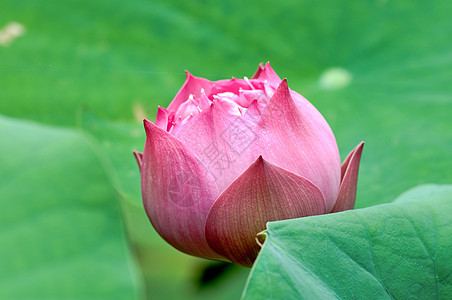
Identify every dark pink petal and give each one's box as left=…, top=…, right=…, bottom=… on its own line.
left=133, top=150, right=143, bottom=172
left=251, top=63, right=265, bottom=79
left=331, top=142, right=364, bottom=213
left=141, top=119, right=223, bottom=260
left=205, top=156, right=326, bottom=267
left=167, top=71, right=214, bottom=113
left=155, top=107, right=169, bottom=130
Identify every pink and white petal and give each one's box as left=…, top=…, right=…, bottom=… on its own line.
left=241, top=80, right=341, bottom=210
left=133, top=150, right=143, bottom=172
left=155, top=106, right=169, bottom=130
left=251, top=63, right=265, bottom=79
left=167, top=71, right=214, bottom=113
left=141, top=119, right=223, bottom=260
left=205, top=156, right=326, bottom=267
left=174, top=102, right=258, bottom=193
left=174, top=96, right=199, bottom=120
left=331, top=142, right=364, bottom=213
left=214, top=96, right=243, bottom=116
left=237, top=89, right=270, bottom=108
left=199, top=88, right=213, bottom=110
left=210, top=78, right=258, bottom=97
left=256, top=62, right=282, bottom=88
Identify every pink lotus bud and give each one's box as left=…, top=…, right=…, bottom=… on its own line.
left=135, top=63, right=364, bottom=267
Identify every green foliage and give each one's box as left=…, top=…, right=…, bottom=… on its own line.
left=0, top=116, right=142, bottom=298
left=244, top=185, right=452, bottom=299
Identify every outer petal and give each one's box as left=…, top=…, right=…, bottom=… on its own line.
left=167, top=71, right=214, bottom=113
left=205, top=156, right=326, bottom=267
left=141, top=119, right=222, bottom=260
left=174, top=101, right=258, bottom=193
left=331, top=142, right=364, bottom=213
left=133, top=150, right=143, bottom=172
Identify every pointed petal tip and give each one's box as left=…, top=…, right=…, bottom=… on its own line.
left=279, top=78, right=288, bottom=88
left=263, top=61, right=276, bottom=73
left=143, top=117, right=152, bottom=131
left=184, top=70, right=199, bottom=84
left=155, top=107, right=169, bottom=130
left=356, top=141, right=365, bottom=157
left=272, top=78, right=290, bottom=99
left=331, top=142, right=365, bottom=213
left=251, top=63, right=265, bottom=79
left=133, top=150, right=143, bottom=171
left=256, top=62, right=282, bottom=87
left=143, top=118, right=163, bottom=138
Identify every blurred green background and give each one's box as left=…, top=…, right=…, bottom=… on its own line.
left=1, top=0, right=451, bottom=299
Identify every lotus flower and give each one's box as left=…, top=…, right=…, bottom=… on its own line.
left=134, top=63, right=364, bottom=267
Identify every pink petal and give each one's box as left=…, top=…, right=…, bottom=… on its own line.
left=243, top=79, right=341, bottom=210
left=331, top=142, right=364, bottom=213
left=141, top=119, right=222, bottom=260
left=155, top=106, right=169, bottom=130
left=256, top=62, right=282, bottom=88
left=133, top=150, right=143, bottom=172
left=174, top=95, right=199, bottom=121
left=213, top=95, right=243, bottom=116
left=175, top=80, right=341, bottom=210
left=251, top=63, right=265, bottom=79
left=210, top=78, right=259, bottom=97
left=237, top=89, right=269, bottom=108
left=205, top=156, right=326, bottom=267
left=167, top=71, right=213, bottom=114
left=174, top=101, right=258, bottom=193
left=199, top=88, right=213, bottom=110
